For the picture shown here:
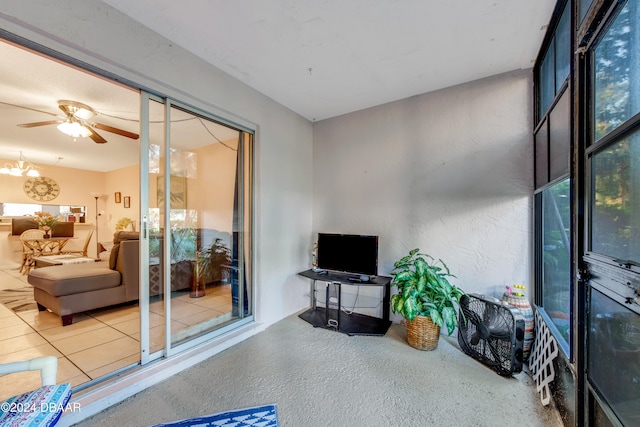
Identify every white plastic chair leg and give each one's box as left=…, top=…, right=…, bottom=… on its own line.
left=0, top=355, right=58, bottom=386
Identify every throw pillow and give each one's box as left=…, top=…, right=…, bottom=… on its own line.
left=108, top=243, right=120, bottom=270
left=0, top=382, right=72, bottom=427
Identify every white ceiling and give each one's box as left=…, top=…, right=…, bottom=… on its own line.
left=0, top=42, right=142, bottom=173
left=0, top=1, right=556, bottom=172
left=104, top=0, right=556, bottom=122
left=0, top=42, right=238, bottom=172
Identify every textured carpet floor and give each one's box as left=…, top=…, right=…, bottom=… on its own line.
left=0, top=287, right=36, bottom=312
left=73, top=312, right=563, bottom=427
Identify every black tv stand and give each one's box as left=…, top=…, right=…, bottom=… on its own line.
left=297, top=269, right=392, bottom=336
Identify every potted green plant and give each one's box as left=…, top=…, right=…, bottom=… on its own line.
left=390, top=248, right=464, bottom=350
left=198, top=238, right=232, bottom=284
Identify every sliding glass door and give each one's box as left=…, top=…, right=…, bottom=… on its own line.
left=140, top=93, right=254, bottom=360
left=0, top=33, right=254, bottom=394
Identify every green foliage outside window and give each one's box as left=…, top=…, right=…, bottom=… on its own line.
left=594, top=2, right=640, bottom=141
left=592, top=1, right=640, bottom=264
left=591, top=132, right=640, bottom=263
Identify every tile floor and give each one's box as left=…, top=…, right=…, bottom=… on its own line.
left=0, top=266, right=233, bottom=401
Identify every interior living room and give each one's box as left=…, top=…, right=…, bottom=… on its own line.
left=0, top=28, right=255, bottom=409
left=0, top=1, right=638, bottom=426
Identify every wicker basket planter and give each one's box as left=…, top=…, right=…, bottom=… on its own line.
left=406, top=315, right=441, bottom=351
left=391, top=249, right=465, bottom=350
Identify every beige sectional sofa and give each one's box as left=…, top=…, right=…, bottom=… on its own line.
left=28, top=231, right=141, bottom=326
left=27, top=229, right=229, bottom=326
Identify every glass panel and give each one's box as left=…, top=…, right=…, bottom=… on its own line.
left=594, top=1, right=640, bottom=141
left=535, top=120, right=549, bottom=188
left=555, top=4, right=571, bottom=92
left=592, top=400, right=617, bottom=427
left=579, top=0, right=592, bottom=25
left=542, top=178, right=571, bottom=345
left=549, top=90, right=571, bottom=180
left=540, top=43, right=555, bottom=118
left=588, top=288, right=640, bottom=426
left=165, top=104, right=246, bottom=347
left=591, top=129, right=640, bottom=263
left=147, top=98, right=167, bottom=355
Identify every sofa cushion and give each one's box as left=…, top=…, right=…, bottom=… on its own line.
left=113, top=231, right=139, bottom=242
left=108, top=244, right=120, bottom=270
left=28, top=263, right=121, bottom=297
left=109, top=231, right=140, bottom=270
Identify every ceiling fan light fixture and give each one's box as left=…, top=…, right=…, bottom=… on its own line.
left=73, top=107, right=95, bottom=120
left=17, top=100, right=139, bottom=144
left=58, top=100, right=97, bottom=120
left=57, top=120, right=92, bottom=138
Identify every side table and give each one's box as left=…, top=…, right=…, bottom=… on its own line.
left=297, top=269, right=392, bottom=336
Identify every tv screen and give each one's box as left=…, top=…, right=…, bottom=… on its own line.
left=317, top=233, right=378, bottom=276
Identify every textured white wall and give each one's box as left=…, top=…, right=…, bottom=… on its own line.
left=313, top=70, right=534, bottom=319
left=0, top=0, right=313, bottom=325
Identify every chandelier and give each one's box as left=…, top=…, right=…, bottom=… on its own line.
left=0, top=151, right=40, bottom=177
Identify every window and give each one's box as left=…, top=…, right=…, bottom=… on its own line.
left=590, top=0, right=640, bottom=264
left=1, top=203, right=85, bottom=218
left=555, top=6, right=571, bottom=93
left=536, top=1, right=571, bottom=121
left=593, top=1, right=640, bottom=142
left=540, top=44, right=556, bottom=118
left=587, top=287, right=640, bottom=427
left=534, top=0, right=573, bottom=357
left=534, top=0, right=571, bottom=187
left=578, top=0, right=594, bottom=28
left=590, top=130, right=640, bottom=262
left=540, top=178, right=571, bottom=349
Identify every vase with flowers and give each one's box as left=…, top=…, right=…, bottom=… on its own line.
left=33, top=211, right=61, bottom=239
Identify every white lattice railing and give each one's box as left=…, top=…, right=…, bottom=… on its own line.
left=529, top=309, right=559, bottom=406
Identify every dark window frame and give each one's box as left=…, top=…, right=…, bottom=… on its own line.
left=535, top=0, right=572, bottom=124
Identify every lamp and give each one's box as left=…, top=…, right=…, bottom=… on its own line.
left=57, top=120, right=92, bottom=138
left=0, top=151, right=40, bottom=177
left=90, top=192, right=104, bottom=256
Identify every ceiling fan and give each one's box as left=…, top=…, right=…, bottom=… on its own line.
left=16, top=100, right=139, bottom=144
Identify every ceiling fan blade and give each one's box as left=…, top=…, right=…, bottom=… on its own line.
left=17, top=120, right=61, bottom=128
left=88, top=127, right=107, bottom=144
left=93, top=122, right=139, bottom=140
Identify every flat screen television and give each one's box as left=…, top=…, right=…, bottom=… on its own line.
left=316, top=233, right=378, bottom=276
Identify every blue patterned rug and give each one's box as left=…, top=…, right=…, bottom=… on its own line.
left=151, top=404, right=278, bottom=427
